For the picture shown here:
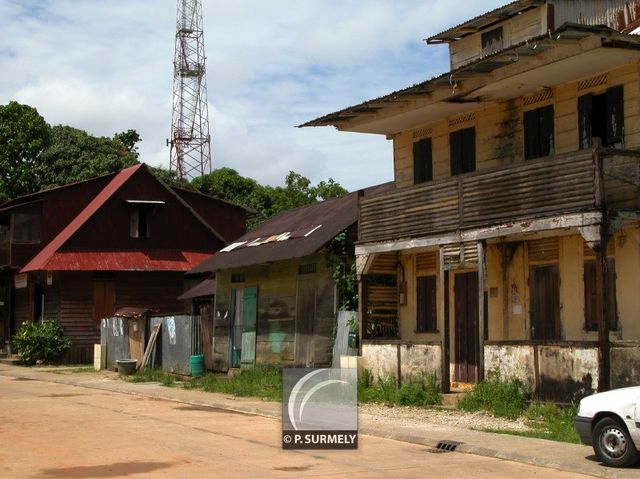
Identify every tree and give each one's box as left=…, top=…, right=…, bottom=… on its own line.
left=150, top=166, right=191, bottom=189
left=0, top=102, right=51, bottom=201
left=36, top=125, right=139, bottom=190
left=191, top=168, right=348, bottom=228
left=113, top=129, right=141, bottom=159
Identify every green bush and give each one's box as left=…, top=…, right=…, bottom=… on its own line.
left=457, top=374, right=529, bottom=419
left=12, top=321, right=72, bottom=365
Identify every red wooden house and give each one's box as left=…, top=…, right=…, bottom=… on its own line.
left=0, top=164, right=247, bottom=362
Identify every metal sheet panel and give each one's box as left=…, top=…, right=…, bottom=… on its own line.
left=100, top=317, right=130, bottom=370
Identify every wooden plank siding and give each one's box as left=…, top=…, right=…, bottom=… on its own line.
left=362, top=149, right=638, bottom=244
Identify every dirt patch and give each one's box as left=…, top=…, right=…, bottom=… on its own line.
left=39, top=394, right=87, bottom=398
left=41, top=461, right=174, bottom=477
left=273, top=465, right=312, bottom=472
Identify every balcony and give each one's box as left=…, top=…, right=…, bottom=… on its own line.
left=358, top=148, right=640, bottom=244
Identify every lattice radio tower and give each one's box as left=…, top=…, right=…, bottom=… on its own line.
left=168, top=0, right=211, bottom=180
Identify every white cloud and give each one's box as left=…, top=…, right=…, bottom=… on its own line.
left=0, top=0, right=506, bottom=190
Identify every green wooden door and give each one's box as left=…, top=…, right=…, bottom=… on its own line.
left=240, top=286, right=257, bottom=368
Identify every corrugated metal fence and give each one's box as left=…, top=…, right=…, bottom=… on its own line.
left=101, top=315, right=201, bottom=373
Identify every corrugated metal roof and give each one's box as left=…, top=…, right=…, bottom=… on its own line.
left=39, top=250, right=210, bottom=271
left=177, top=278, right=216, bottom=300
left=190, top=183, right=393, bottom=273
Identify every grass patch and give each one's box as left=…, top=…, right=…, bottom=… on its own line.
left=126, top=368, right=176, bottom=387
left=478, top=403, right=580, bottom=443
left=522, top=402, right=580, bottom=443
left=458, top=376, right=579, bottom=443
left=185, top=366, right=282, bottom=401
left=457, top=375, right=529, bottom=419
left=358, top=370, right=442, bottom=407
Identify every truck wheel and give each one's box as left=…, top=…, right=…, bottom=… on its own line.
left=592, top=417, right=640, bottom=468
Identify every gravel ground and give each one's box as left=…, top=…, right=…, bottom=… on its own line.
left=360, top=403, right=531, bottom=432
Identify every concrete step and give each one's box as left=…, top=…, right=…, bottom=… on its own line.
left=440, top=392, right=466, bottom=408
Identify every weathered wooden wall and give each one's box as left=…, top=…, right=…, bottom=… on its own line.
left=212, top=255, right=337, bottom=371
left=393, top=63, right=640, bottom=191
left=449, top=7, right=546, bottom=70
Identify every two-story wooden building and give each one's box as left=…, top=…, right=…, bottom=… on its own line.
left=303, top=0, right=640, bottom=400
left=0, top=164, right=247, bottom=362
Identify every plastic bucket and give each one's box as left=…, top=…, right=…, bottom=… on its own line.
left=116, top=359, right=138, bottom=377
left=190, top=354, right=204, bottom=377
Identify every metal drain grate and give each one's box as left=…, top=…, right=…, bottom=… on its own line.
left=427, top=440, right=462, bottom=453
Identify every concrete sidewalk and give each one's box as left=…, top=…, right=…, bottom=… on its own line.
left=1, top=364, right=637, bottom=479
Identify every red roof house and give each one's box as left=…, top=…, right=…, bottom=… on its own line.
left=0, top=164, right=247, bottom=361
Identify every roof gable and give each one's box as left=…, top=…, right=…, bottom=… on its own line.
left=20, top=164, right=229, bottom=272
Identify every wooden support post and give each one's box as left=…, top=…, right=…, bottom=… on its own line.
left=596, top=236, right=611, bottom=392
left=477, top=241, right=486, bottom=382
left=357, top=277, right=366, bottom=357
left=439, top=246, right=450, bottom=392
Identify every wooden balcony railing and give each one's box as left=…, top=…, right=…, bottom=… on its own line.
left=359, top=148, right=640, bottom=244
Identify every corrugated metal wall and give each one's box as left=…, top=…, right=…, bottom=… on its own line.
left=551, top=0, right=640, bottom=30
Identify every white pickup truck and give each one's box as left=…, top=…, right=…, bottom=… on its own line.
left=574, top=386, right=640, bottom=468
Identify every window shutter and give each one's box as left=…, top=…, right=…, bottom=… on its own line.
left=539, top=105, right=554, bottom=157
left=413, top=137, right=432, bottom=184
left=523, top=109, right=538, bottom=160
left=416, top=275, right=437, bottom=332
left=450, top=130, right=462, bottom=176
left=462, top=127, right=476, bottom=173
left=578, top=94, right=592, bottom=149
left=606, top=85, right=624, bottom=147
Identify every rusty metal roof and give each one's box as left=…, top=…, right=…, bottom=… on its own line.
left=177, top=278, right=216, bottom=300
left=426, top=0, right=544, bottom=44
left=37, top=250, right=211, bottom=271
left=190, top=183, right=393, bottom=273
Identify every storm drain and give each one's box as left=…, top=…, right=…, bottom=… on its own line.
left=427, top=440, right=462, bottom=453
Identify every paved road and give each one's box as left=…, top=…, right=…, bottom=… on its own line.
left=0, top=374, right=593, bottom=478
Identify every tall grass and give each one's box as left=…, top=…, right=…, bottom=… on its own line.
left=185, top=366, right=282, bottom=401
left=457, top=375, right=529, bottom=419
left=358, top=370, right=442, bottom=407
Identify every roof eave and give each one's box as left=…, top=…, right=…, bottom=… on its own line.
left=300, top=25, right=640, bottom=134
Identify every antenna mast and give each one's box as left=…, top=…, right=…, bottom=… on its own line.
left=169, top=0, right=211, bottom=180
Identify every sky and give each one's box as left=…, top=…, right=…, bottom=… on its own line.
left=0, top=0, right=506, bottom=191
